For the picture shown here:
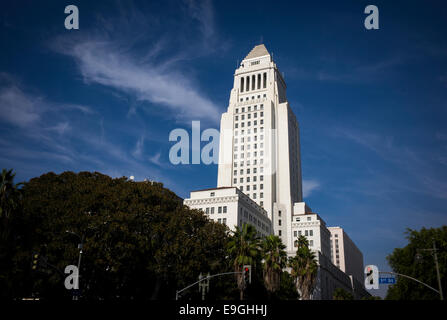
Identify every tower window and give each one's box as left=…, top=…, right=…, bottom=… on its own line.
left=240, top=77, right=244, bottom=93
left=246, top=76, right=250, bottom=92
left=263, top=72, right=267, bottom=88
left=252, top=75, right=256, bottom=90
left=257, top=73, right=261, bottom=89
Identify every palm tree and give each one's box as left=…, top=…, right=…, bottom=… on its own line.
left=227, top=223, right=260, bottom=300
left=289, top=235, right=318, bottom=300
left=0, top=169, right=22, bottom=241
left=261, top=235, right=287, bottom=299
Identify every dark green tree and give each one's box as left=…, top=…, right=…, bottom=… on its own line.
left=227, top=223, right=261, bottom=300
left=274, top=271, right=300, bottom=300
left=386, top=226, right=446, bottom=300
left=261, top=235, right=287, bottom=298
left=289, top=235, right=318, bottom=300
left=2, top=171, right=230, bottom=300
left=332, top=287, right=354, bottom=300
left=0, top=169, right=24, bottom=298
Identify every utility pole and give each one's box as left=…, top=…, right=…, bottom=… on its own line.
left=433, top=240, right=444, bottom=301
left=66, top=231, right=85, bottom=300
left=74, top=236, right=84, bottom=301
left=198, top=273, right=210, bottom=301
left=416, top=239, right=444, bottom=300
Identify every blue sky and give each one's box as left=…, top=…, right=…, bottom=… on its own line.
left=1, top=0, right=447, bottom=297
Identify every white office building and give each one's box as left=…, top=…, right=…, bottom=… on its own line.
left=184, top=187, right=272, bottom=238
left=328, top=227, right=364, bottom=284
left=291, top=203, right=331, bottom=258
left=183, top=44, right=368, bottom=299
left=216, top=44, right=304, bottom=254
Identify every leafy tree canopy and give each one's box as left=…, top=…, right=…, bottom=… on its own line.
left=1, top=171, right=230, bottom=300
left=386, top=226, right=447, bottom=300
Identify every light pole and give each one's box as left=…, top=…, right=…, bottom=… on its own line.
left=66, top=230, right=84, bottom=300
left=416, top=240, right=444, bottom=301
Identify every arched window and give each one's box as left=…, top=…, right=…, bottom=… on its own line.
left=257, top=74, right=261, bottom=89
left=263, top=72, right=267, bottom=88
left=240, top=77, right=244, bottom=92
left=246, top=76, right=250, bottom=92
left=252, top=75, right=256, bottom=90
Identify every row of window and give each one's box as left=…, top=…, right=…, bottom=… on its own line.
left=236, top=103, right=264, bottom=113
left=234, top=119, right=264, bottom=128
left=234, top=168, right=265, bottom=176
left=216, top=218, right=227, bottom=225
left=234, top=135, right=263, bottom=144
left=294, top=216, right=313, bottom=222
left=239, top=94, right=267, bottom=103
left=234, top=151, right=264, bottom=159
left=204, top=206, right=227, bottom=214
left=234, top=175, right=264, bottom=184
left=236, top=190, right=263, bottom=199
left=239, top=210, right=269, bottom=232
left=233, top=156, right=264, bottom=166
left=234, top=160, right=264, bottom=168
left=240, top=73, right=267, bottom=92
left=294, top=229, right=314, bottom=237
left=234, top=127, right=264, bottom=137
left=234, top=143, right=264, bottom=152
left=235, top=112, right=263, bottom=121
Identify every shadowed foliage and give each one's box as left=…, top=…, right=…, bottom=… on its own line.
left=0, top=171, right=231, bottom=300
left=227, top=223, right=261, bottom=300
left=261, top=235, right=287, bottom=298
left=289, top=235, right=318, bottom=300
left=386, top=226, right=446, bottom=300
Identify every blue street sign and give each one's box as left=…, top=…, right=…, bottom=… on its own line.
left=379, top=277, right=396, bottom=284
left=72, top=289, right=81, bottom=296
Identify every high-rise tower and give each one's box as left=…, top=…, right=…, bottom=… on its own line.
left=217, top=44, right=303, bottom=249
left=184, top=44, right=369, bottom=299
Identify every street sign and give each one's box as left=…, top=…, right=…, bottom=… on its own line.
left=71, top=289, right=81, bottom=296
left=379, top=277, right=396, bottom=284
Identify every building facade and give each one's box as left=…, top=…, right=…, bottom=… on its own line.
left=291, top=203, right=331, bottom=258
left=328, top=227, right=364, bottom=284
left=184, top=187, right=272, bottom=238
left=216, top=44, right=303, bottom=254
left=183, top=44, right=368, bottom=299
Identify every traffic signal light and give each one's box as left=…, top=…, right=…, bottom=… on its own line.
left=31, top=253, right=39, bottom=270
left=364, top=265, right=379, bottom=289
left=243, top=265, right=251, bottom=284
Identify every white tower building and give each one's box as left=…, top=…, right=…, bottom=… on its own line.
left=217, top=44, right=303, bottom=253
left=184, top=44, right=369, bottom=299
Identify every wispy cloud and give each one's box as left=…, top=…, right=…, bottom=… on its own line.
left=0, top=74, right=181, bottom=190
left=132, top=135, right=145, bottom=158
left=303, top=179, right=320, bottom=198
left=149, top=152, right=163, bottom=167
left=0, top=85, right=42, bottom=127
left=185, top=0, right=215, bottom=40
left=51, top=1, right=223, bottom=125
